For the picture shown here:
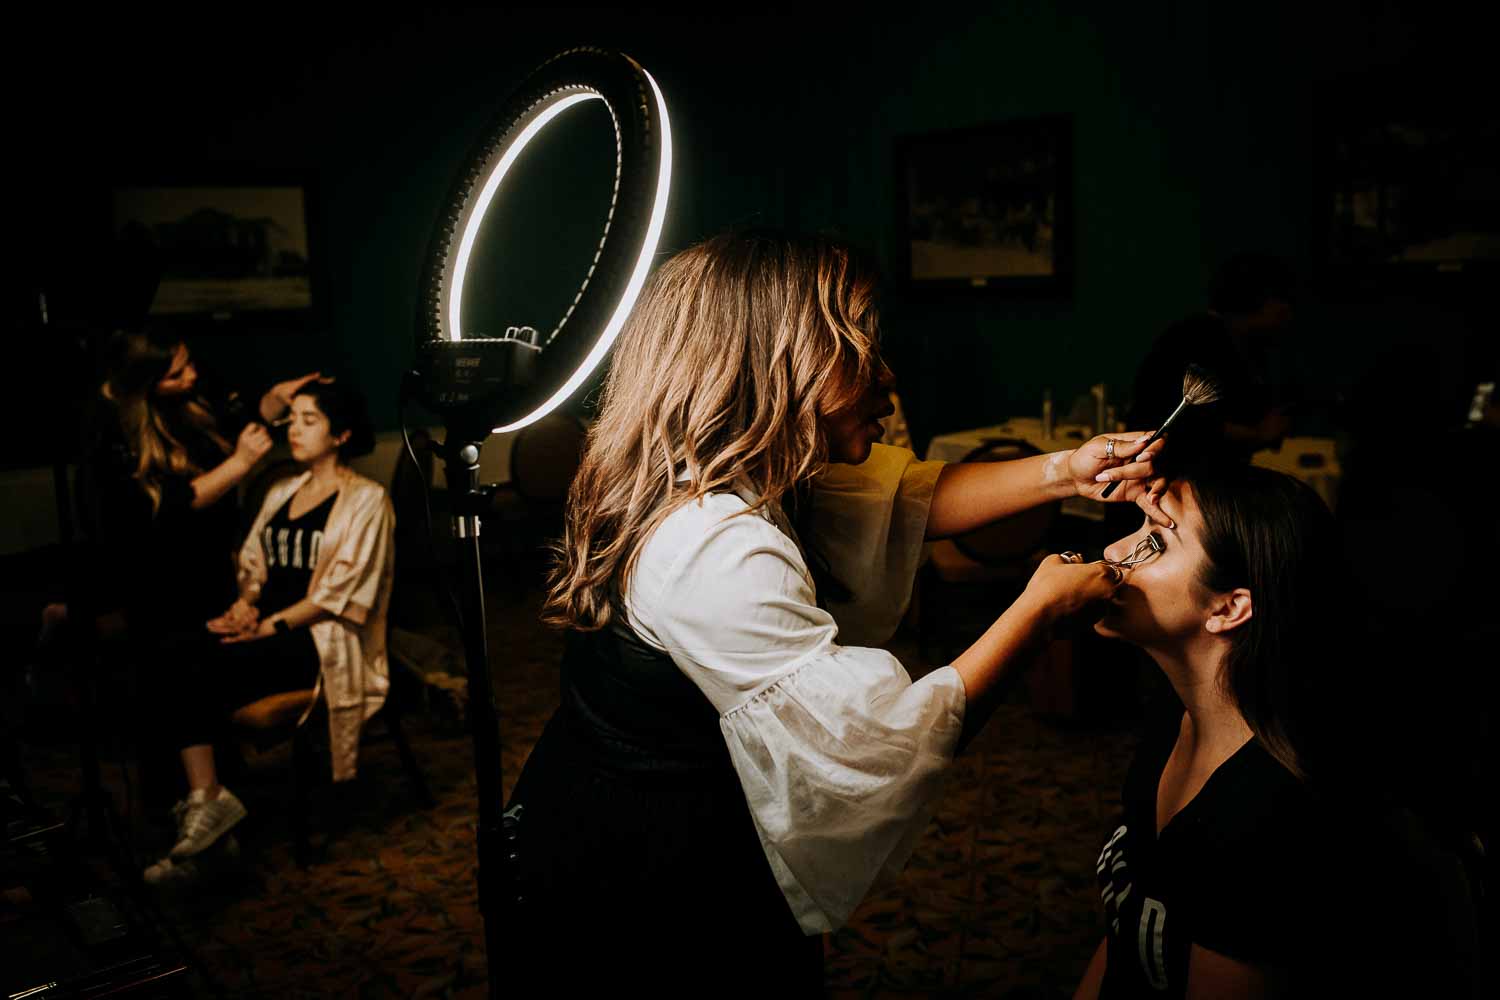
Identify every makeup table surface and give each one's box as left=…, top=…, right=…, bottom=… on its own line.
left=924, top=418, right=1096, bottom=463
left=925, top=420, right=1343, bottom=514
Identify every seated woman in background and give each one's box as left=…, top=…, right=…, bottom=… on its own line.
left=142, top=380, right=395, bottom=885
left=87, top=327, right=326, bottom=638
left=1073, top=463, right=1481, bottom=999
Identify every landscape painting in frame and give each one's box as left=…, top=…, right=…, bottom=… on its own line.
left=112, top=185, right=313, bottom=320
left=897, top=115, right=1072, bottom=294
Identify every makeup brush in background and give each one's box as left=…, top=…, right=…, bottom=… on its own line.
left=1100, top=363, right=1221, bottom=498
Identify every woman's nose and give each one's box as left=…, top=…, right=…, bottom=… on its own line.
left=1102, top=537, right=1130, bottom=563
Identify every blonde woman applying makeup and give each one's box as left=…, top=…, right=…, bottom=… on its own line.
left=503, top=230, right=1168, bottom=989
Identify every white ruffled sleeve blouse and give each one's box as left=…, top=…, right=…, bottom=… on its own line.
left=625, top=444, right=966, bottom=934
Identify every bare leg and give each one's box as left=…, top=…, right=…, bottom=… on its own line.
left=180, top=744, right=221, bottom=799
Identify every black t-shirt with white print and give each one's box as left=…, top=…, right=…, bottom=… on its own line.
left=1095, top=703, right=1340, bottom=999
left=257, top=490, right=337, bottom=617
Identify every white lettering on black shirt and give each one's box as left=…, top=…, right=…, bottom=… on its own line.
left=264, top=524, right=325, bottom=572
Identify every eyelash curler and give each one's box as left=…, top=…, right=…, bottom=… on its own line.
left=1106, top=533, right=1163, bottom=569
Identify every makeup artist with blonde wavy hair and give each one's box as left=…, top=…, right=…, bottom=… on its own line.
left=503, top=230, right=1168, bottom=988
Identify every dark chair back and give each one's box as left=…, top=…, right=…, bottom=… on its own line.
left=511, top=412, right=586, bottom=502
left=389, top=429, right=439, bottom=567
left=951, top=438, right=1060, bottom=564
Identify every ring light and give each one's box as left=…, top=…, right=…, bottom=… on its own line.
left=411, top=47, right=671, bottom=436
left=400, top=49, right=672, bottom=993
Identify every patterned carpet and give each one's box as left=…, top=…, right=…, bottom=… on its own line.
left=10, top=556, right=1145, bottom=998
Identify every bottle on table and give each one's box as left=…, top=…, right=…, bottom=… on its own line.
left=1090, top=383, right=1108, bottom=437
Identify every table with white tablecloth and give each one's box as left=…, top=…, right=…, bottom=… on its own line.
left=1249, top=436, right=1342, bottom=510
left=923, top=417, right=1095, bottom=464
left=926, top=420, right=1344, bottom=515
left=924, top=418, right=1105, bottom=520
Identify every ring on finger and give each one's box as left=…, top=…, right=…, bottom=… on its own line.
left=1059, top=550, right=1082, bottom=564
left=1105, top=438, right=1116, bottom=459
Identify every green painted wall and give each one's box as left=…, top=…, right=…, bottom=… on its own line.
left=10, top=4, right=1490, bottom=468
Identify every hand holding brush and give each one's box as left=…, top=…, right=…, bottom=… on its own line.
left=1056, top=426, right=1171, bottom=527
left=1099, top=364, right=1221, bottom=499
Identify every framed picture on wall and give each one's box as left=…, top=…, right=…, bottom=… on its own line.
left=895, top=114, right=1072, bottom=294
left=110, top=180, right=316, bottom=326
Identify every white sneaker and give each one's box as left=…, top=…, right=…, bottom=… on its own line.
left=144, top=835, right=241, bottom=887
left=169, top=787, right=247, bottom=858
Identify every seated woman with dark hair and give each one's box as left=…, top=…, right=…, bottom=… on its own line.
left=1073, top=462, right=1480, bottom=999
left=142, top=380, right=394, bottom=885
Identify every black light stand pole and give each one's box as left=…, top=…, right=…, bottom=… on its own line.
left=406, top=51, right=671, bottom=996
left=437, top=427, right=506, bottom=991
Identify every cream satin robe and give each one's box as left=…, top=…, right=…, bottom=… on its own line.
left=238, top=468, right=395, bottom=781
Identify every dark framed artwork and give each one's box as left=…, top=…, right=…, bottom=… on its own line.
left=895, top=115, right=1072, bottom=294
left=1323, top=83, right=1500, bottom=287
left=110, top=181, right=316, bottom=326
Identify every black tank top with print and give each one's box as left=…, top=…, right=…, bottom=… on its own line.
left=257, top=490, right=337, bottom=616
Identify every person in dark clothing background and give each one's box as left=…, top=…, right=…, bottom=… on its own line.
left=1127, top=253, right=1300, bottom=464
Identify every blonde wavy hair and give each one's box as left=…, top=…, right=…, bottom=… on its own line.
left=101, top=329, right=229, bottom=514
left=543, top=230, right=882, bottom=631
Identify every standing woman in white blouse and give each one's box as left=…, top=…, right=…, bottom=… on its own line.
left=505, top=231, right=1167, bottom=989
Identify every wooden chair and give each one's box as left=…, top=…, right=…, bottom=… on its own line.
left=484, top=411, right=587, bottom=569
left=229, top=655, right=434, bottom=867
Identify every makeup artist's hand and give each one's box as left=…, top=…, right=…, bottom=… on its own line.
left=269, top=372, right=331, bottom=407
left=1019, top=553, right=1124, bottom=628
left=1067, top=431, right=1172, bottom=526
left=232, top=422, right=273, bottom=468
left=261, top=372, right=335, bottom=422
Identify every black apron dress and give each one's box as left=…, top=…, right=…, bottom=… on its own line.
left=501, top=623, right=823, bottom=992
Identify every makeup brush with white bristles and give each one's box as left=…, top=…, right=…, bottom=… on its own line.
left=1100, top=363, right=1221, bottom=498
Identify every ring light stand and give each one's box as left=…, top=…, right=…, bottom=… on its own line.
left=401, top=47, right=671, bottom=992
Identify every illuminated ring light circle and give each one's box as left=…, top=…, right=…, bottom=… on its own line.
left=417, top=48, right=671, bottom=433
